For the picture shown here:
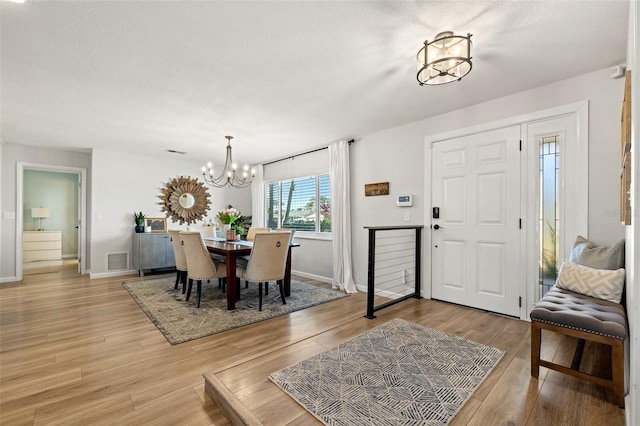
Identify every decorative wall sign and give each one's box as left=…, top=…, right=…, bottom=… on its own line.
left=365, top=182, right=390, bottom=196
left=159, top=176, right=211, bottom=225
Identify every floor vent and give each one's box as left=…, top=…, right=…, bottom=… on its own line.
left=107, top=252, right=128, bottom=271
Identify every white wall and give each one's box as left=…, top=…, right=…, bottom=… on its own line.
left=0, top=143, right=91, bottom=281
left=350, top=67, right=626, bottom=288
left=90, top=148, right=250, bottom=276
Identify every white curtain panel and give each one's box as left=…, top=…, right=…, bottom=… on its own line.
left=251, top=164, right=265, bottom=227
left=329, top=140, right=357, bottom=293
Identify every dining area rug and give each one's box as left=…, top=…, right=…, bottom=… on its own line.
left=269, top=318, right=504, bottom=425
left=122, top=277, right=347, bottom=345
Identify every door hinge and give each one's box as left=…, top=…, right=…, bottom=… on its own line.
left=519, top=140, right=522, bottom=151
left=519, top=218, right=522, bottom=229
left=519, top=297, right=522, bottom=308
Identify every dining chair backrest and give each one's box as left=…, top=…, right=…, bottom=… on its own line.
left=187, top=225, right=215, bottom=238
left=276, top=228, right=296, bottom=242
left=179, top=231, right=220, bottom=280
left=246, top=227, right=270, bottom=241
left=243, top=232, right=292, bottom=283
left=168, top=229, right=187, bottom=272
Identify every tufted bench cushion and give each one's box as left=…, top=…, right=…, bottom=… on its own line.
left=530, top=286, right=627, bottom=340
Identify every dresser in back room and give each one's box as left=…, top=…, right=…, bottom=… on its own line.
left=23, top=231, right=63, bottom=274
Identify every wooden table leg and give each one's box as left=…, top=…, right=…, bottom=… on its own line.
left=284, top=246, right=292, bottom=297
left=226, top=254, right=237, bottom=310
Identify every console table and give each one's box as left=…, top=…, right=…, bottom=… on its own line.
left=132, top=232, right=176, bottom=276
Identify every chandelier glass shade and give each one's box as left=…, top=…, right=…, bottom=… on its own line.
left=201, top=136, right=255, bottom=188
left=417, top=31, right=473, bottom=86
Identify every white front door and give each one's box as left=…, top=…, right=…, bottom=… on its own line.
left=431, top=126, right=521, bottom=316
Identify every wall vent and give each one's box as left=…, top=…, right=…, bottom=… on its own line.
left=107, top=252, right=128, bottom=271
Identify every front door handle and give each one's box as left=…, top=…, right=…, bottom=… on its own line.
left=433, top=224, right=444, bottom=230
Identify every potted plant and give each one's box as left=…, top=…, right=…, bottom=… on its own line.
left=134, top=211, right=146, bottom=233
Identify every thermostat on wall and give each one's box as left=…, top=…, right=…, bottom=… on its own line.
left=397, top=194, right=413, bottom=207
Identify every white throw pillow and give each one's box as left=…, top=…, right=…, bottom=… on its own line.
left=556, top=260, right=625, bottom=303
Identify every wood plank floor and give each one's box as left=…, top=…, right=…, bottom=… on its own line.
left=0, top=260, right=625, bottom=425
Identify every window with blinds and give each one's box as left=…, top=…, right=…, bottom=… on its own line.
left=264, top=174, right=331, bottom=233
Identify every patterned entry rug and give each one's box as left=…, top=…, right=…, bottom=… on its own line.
left=269, top=318, right=504, bottom=425
left=122, top=277, right=347, bottom=345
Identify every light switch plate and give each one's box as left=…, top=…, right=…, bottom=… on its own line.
left=3, top=212, right=16, bottom=220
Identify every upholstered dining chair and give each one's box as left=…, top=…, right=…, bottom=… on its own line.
left=245, top=227, right=269, bottom=241
left=237, top=232, right=292, bottom=311
left=276, top=228, right=295, bottom=242
left=168, top=229, right=187, bottom=294
left=179, top=231, right=227, bottom=308
left=239, top=227, right=270, bottom=287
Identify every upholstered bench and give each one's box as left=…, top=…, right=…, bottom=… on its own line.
left=530, top=285, right=627, bottom=407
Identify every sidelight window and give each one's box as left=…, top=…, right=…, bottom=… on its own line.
left=539, top=135, right=560, bottom=298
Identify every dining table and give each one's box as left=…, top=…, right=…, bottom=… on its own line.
left=202, top=237, right=299, bottom=310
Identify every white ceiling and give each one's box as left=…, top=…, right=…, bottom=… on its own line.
left=0, top=0, right=629, bottom=166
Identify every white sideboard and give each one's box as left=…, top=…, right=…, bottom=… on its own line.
left=23, top=231, right=63, bottom=274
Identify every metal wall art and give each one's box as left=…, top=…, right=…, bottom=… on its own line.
left=159, top=176, right=211, bottom=225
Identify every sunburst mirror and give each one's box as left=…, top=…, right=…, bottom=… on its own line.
left=159, top=176, right=211, bottom=225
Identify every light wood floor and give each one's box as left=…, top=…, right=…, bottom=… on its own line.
left=0, top=260, right=624, bottom=425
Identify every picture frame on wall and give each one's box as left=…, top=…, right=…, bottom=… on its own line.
left=146, top=217, right=167, bottom=233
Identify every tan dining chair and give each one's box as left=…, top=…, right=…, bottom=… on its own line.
left=276, top=228, right=295, bottom=242
left=245, top=227, right=269, bottom=241
left=179, top=231, right=227, bottom=308
left=239, top=227, right=270, bottom=287
left=237, top=232, right=292, bottom=311
left=168, top=229, right=188, bottom=294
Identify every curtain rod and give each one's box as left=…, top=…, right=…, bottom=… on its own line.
left=262, top=139, right=355, bottom=166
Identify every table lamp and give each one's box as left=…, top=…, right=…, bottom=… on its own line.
left=31, top=207, right=50, bottom=231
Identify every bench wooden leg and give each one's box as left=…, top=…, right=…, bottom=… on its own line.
left=612, top=339, right=625, bottom=408
left=531, top=321, right=541, bottom=378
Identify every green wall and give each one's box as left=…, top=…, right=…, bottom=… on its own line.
left=23, top=170, right=78, bottom=256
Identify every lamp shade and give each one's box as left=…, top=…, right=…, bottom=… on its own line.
left=31, top=207, right=50, bottom=219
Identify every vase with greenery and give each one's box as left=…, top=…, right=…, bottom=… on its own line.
left=134, top=211, right=146, bottom=233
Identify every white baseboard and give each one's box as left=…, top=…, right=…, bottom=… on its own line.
left=62, top=254, right=78, bottom=259
left=291, top=270, right=332, bottom=284
left=0, top=276, right=20, bottom=284
left=90, top=269, right=139, bottom=279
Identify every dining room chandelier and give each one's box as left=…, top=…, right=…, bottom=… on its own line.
left=201, top=135, right=256, bottom=188
left=417, top=31, right=473, bottom=86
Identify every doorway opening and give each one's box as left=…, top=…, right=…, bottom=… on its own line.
left=16, top=162, right=87, bottom=281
